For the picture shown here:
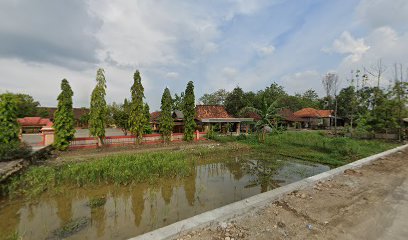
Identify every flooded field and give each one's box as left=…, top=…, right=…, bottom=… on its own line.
left=0, top=153, right=329, bottom=239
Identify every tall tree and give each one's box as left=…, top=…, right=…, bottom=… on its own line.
left=159, top=88, right=174, bottom=143
left=322, top=73, right=340, bottom=135
left=173, top=92, right=184, bottom=111
left=53, top=79, right=75, bottom=150
left=129, top=70, right=146, bottom=143
left=0, top=93, right=48, bottom=118
left=183, top=81, right=196, bottom=141
left=0, top=93, right=20, bottom=144
left=110, top=100, right=130, bottom=135
left=89, top=68, right=107, bottom=147
left=224, top=87, right=248, bottom=116
left=199, top=89, right=229, bottom=105
left=143, top=102, right=152, bottom=134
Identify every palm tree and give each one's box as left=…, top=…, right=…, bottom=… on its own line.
left=240, top=97, right=281, bottom=142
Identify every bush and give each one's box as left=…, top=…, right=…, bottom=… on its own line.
left=236, top=134, right=247, bottom=140
left=0, top=141, right=32, bottom=162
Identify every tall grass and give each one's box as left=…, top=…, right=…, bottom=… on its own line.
left=217, top=131, right=398, bottom=167
left=3, top=151, right=192, bottom=198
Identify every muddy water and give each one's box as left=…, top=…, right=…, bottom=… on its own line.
left=0, top=154, right=329, bottom=240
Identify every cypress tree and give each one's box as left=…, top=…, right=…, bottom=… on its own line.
left=89, top=68, right=107, bottom=147
left=183, top=81, right=196, bottom=141
left=53, top=79, right=75, bottom=150
left=143, top=102, right=152, bottom=134
left=129, top=70, right=145, bottom=143
left=0, top=94, right=19, bottom=144
left=159, top=88, right=174, bottom=143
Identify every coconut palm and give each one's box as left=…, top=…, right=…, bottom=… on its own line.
left=240, top=97, right=281, bottom=142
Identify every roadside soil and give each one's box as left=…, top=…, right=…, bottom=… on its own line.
left=176, top=147, right=408, bottom=240
left=49, top=140, right=217, bottom=165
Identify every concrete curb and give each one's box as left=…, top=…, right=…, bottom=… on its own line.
left=130, top=144, right=408, bottom=240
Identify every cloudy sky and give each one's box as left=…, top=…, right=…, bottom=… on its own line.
left=1, top=0, right=408, bottom=110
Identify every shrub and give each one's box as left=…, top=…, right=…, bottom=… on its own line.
left=0, top=141, right=32, bottom=162
left=236, top=134, right=247, bottom=140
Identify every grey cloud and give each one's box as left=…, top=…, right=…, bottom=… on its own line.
left=0, top=0, right=102, bottom=69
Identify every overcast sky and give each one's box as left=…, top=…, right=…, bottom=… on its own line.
left=1, top=0, right=408, bottom=110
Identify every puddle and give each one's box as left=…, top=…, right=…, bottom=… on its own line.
left=0, top=153, right=329, bottom=239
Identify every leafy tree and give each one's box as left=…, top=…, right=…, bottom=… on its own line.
left=301, top=89, right=320, bottom=109
left=79, top=112, right=90, bottom=127
left=173, top=92, right=184, bottom=111
left=199, top=89, right=229, bottom=105
left=260, top=82, right=287, bottom=106
left=277, top=94, right=303, bottom=111
left=53, top=79, right=75, bottom=150
left=129, top=70, right=146, bottom=143
left=337, top=86, right=357, bottom=128
left=240, top=96, right=282, bottom=142
left=89, top=68, right=107, bottom=147
left=0, top=94, right=20, bottom=144
left=0, top=93, right=48, bottom=118
left=159, top=88, right=174, bottom=143
left=224, top=86, right=248, bottom=116
left=110, top=100, right=131, bottom=135
left=143, top=102, right=152, bottom=134
left=183, top=81, right=196, bottom=141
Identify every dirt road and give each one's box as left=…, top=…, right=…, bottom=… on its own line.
left=177, top=148, right=408, bottom=240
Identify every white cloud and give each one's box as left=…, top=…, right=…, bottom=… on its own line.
left=324, top=31, right=370, bottom=63
left=0, top=58, right=95, bottom=107
left=280, top=70, right=323, bottom=95
left=222, top=67, right=238, bottom=79
left=255, top=44, right=275, bottom=56
left=356, top=0, right=408, bottom=30
left=165, top=72, right=179, bottom=79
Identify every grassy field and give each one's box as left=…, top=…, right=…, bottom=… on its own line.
left=1, top=131, right=399, bottom=198
left=214, top=131, right=399, bottom=166
left=1, top=144, right=247, bottom=198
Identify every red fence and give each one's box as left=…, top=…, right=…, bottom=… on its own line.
left=69, top=132, right=207, bottom=149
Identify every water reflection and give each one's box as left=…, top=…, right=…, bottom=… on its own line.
left=0, top=154, right=329, bottom=240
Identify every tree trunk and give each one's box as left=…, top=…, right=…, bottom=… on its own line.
left=262, top=127, right=266, bottom=143
left=334, top=97, right=338, bottom=137
left=97, top=137, right=103, bottom=147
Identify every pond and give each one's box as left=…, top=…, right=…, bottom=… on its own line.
left=0, top=153, right=330, bottom=239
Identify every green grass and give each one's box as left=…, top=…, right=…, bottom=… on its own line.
left=88, top=197, right=107, bottom=209
left=2, top=145, right=248, bottom=198
left=3, top=151, right=193, bottom=198
left=52, top=217, right=90, bottom=239
left=0, top=231, right=21, bottom=240
left=214, top=131, right=399, bottom=167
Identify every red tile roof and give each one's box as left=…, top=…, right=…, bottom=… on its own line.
left=293, top=108, right=333, bottom=118
left=279, top=108, right=304, bottom=122
left=316, top=110, right=333, bottom=118
left=243, top=111, right=262, bottom=121
left=18, top=117, right=53, bottom=127
left=150, top=111, right=161, bottom=122
left=195, top=105, right=232, bottom=120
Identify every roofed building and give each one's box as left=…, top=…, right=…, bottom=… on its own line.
left=293, top=108, right=335, bottom=129
left=38, top=107, right=89, bottom=127
left=195, top=105, right=253, bottom=134
left=18, top=117, right=53, bottom=133
left=151, top=105, right=253, bottom=135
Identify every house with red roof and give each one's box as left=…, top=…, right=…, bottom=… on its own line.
left=195, top=105, right=253, bottom=133
left=150, top=105, right=253, bottom=134
left=293, top=108, right=336, bottom=129
left=17, top=117, right=53, bottom=133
